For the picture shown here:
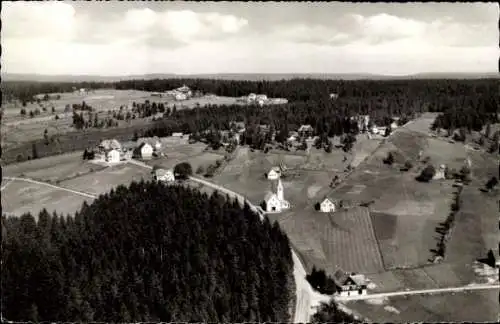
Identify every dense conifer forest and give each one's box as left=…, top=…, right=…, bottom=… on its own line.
left=1, top=181, right=294, bottom=322
left=3, top=78, right=498, bottom=163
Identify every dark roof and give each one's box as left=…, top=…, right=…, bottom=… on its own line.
left=333, top=269, right=350, bottom=286
left=270, top=179, right=280, bottom=194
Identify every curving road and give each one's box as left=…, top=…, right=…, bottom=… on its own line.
left=2, top=176, right=97, bottom=199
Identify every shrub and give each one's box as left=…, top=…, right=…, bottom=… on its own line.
left=174, top=162, right=192, bottom=180
left=416, top=164, right=436, bottom=182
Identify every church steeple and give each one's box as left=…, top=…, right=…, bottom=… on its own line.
left=277, top=178, right=284, bottom=201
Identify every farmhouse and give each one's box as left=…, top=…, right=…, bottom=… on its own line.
left=134, top=142, right=154, bottom=159
left=298, top=125, right=314, bottom=138
left=105, top=149, right=121, bottom=164
left=264, top=179, right=290, bottom=213
left=333, top=269, right=367, bottom=297
left=154, top=169, right=175, bottom=183
left=267, top=167, right=281, bottom=180
left=138, top=137, right=162, bottom=152
left=248, top=93, right=257, bottom=102
left=99, top=139, right=121, bottom=152
left=230, top=121, right=246, bottom=132
left=433, top=164, right=447, bottom=180
left=319, top=197, right=337, bottom=213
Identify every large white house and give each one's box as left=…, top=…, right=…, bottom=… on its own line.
left=264, top=179, right=290, bottom=213
left=154, top=169, right=175, bottom=183
left=267, top=167, right=281, bottom=180
left=134, top=142, right=154, bottom=159
left=106, top=149, right=121, bottom=164
left=320, top=197, right=337, bottom=213
left=333, top=269, right=367, bottom=297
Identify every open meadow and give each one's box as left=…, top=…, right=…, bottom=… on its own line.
left=142, top=137, right=223, bottom=171
left=343, top=289, right=498, bottom=322
left=58, top=163, right=152, bottom=196
left=1, top=179, right=93, bottom=219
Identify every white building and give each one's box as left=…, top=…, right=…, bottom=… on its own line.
left=172, top=132, right=184, bottom=138
left=264, top=179, right=290, bottom=213
left=371, top=126, right=379, bottom=134
left=106, top=149, right=121, bottom=164
left=256, top=94, right=268, bottom=102
left=333, top=269, right=368, bottom=297
left=175, top=93, right=187, bottom=101
left=134, top=142, right=153, bottom=159
left=154, top=169, right=175, bottom=183
left=267, top=167, right=281, bottom=180
left=99, top=139, right=122, bottom=152
left=330, top=93, right=339, bottom=100
left=433, top=164, right=447, bottom=180
left=320, top=197, right=337, bottom=213
left=248, top=93, right=257, bottom=102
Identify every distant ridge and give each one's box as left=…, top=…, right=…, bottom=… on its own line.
left=2, top=72, right=498, bottom=82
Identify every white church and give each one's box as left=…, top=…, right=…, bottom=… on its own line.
left=264, top=179, right=290, bottom=213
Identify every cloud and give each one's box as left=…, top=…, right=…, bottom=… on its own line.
left=2, top=2, right=78, bottom=41
left=271, top=12, right=495, bottom=48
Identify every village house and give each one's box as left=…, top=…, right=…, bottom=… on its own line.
left=319, top=197, right=337, bottom=213
left=98, top=139, right=122, bottom=152
left=270, top=98, right=288, bottom=104
left=154, top=169, right=175, bottom=183
left=370, top=125, right=379, bottom=134
left=267, top=167, right=281, bottom=180
left=247, top=93, right=257, bottom=102
left=138, top=137, right=162, bottom=152
left=134, top=142, right=154, bottom=160
left=264, top=179, right=290, bottom=213
left=433, top=164, right=447, bottom=180
left=298, top=125, right=314, bottom=138
left=330, top=93, right=339, bottom=100
left=333, top=269, right=368, bottom=297
left=105, top=149, right=121, bottom=164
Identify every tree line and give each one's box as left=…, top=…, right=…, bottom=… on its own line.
left=1, top=181, right=294, bottom=322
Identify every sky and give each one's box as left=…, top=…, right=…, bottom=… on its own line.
left=2, top=1, right=499, bottom=76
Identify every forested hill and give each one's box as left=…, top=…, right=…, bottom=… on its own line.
left=1, top=181, right=294, bottom=323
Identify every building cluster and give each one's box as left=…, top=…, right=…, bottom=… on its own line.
left=93, top=137, right=163, bottom=164
left=152, top=85, right=194, bottom=101
left=237, top=93, right=288, bottom=106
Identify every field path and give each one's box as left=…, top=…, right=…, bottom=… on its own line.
left=2, top=176, right=97, bottom=199
left=335, top=282, right=500, bottom=302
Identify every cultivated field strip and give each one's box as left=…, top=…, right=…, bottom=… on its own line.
left=322, top=206, right=385, bottom=274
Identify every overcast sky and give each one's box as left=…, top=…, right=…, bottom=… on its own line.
left=2, top=1, right=498, bottom=76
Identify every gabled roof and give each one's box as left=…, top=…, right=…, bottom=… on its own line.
left=155, top=169, right=173, bottom=177
left=264, top=192, right=277, bottom=202
left=298, top=124, right=313, bottom=131
left=269, top=179, right=282, bottom=194
left=333, top=269, right=350, bottom=286
left=350, top=274, right=366, bottom=286
left=321, top=197, right=336, bottom=205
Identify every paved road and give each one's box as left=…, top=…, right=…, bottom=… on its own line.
left=335, top=283, right=500, bottom=302
left=2, top=176, right=97, bottom=199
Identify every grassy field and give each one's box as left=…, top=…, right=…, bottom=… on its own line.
left=212, top=146, right=384, bottom=275
left=268, top=206, right=385, bottom=275
left=344, top=289, right=498, bottom=322
left=1, top=180, right=93, bottom=219
left=58, top=163, right=152, bottom=196
left=446, top=185, right=499, bottom=265
left=143, top=137, right=222, bottom=171
left=2, top=151, right=107, bottom=183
